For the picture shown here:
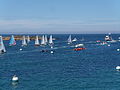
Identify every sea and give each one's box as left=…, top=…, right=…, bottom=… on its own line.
left=0, top=34, right=120, bottom=90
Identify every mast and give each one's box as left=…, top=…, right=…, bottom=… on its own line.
left=22, top=35, right=27, bottom=46
left=0, top=36, right=6, bottom=53
left=9, top=35, right=16, bottom=46
left=35, top=35, right=40, bottom=46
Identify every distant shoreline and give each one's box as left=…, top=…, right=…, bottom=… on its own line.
left=2, top=35, right=56, bottom=40
left=2, top=35, right=42, bottom=40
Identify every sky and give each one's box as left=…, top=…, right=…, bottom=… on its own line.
left=0, top=0, right=120, bottom=34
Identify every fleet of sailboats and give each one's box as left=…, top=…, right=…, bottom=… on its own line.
left=0, top=36, right=6, bottom=54
left=1, top=33, right=120, bottom=54
left=9, top=35, right=16, bottom=46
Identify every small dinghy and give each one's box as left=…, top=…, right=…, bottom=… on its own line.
left=72, top=38, right=77, bottom=42
left=75, top=44, right=84, bottom=47
left=67, top=35, right=72, bottom=44
left=0, top=36, right=6, bottom=54
left=35, top=35, right=40, bottom=46
left=74, top=43, right=86, bottom=51
left=116, top=66, right=120, bottom=71
left=49, top=35, right=54, bottom=45
left=22, top=35, right=27, bottom=46
left=9, top=35, right=16, bottom=46
left=41, top=35, right=46, bottom=46
left=12, top=75, right=19, bottom=82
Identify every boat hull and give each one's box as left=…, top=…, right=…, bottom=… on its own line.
left=35, top=44, right=40, bottom=46
left=0, top=49, right=6, bottom=54
left=74, top=48, right=86, bottom=51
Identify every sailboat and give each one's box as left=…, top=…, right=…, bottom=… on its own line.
left=45, top=35, right=48, bottom=44
left=9, top=35, right=16, bottom=46
left=22, top=35, right=27, bottom=46
left=72, top=38, right=77, bottom=42
left=105, top=33, right=112, bottom=41
left=0, top=36, right=6, bottom=54
left=27, top=35, right=30, bottom=43
left=105, top=33, right=116, bottom=42
left=35, top=35, right=40, bottom=46
left=49, top=35, right=54, bottom=45
left=41, top=35, right=46, bottom=45
left=67, top=35, right=72, bottom=44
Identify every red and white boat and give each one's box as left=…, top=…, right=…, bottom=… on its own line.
left=74, top=47, right=86, bottom=51
left=74, top=43, right=86, bottom=51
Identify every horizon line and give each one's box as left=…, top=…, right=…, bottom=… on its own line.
left=0, top=32, right=120, bottom=35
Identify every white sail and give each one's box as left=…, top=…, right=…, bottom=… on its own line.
left=35, top=35, right=40, bottom=46
left=68, top=35, right=72, bottom=44
left=72, top=38, right=77, bottom=42
left=9, top=35, right=16, bottom=46
left=22, top=35, right=27, bottom=46
left=27, top=35, right=30, bottom=43
left=45, top=35, right=48, bottom=43
left=49, top=35, right=53, bottom=45
left=0, top=36, right=6, bottom=54
left=41, top=35, right=46, bottom=45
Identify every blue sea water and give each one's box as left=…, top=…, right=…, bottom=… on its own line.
left=0, top=34, right=120, bottom=90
